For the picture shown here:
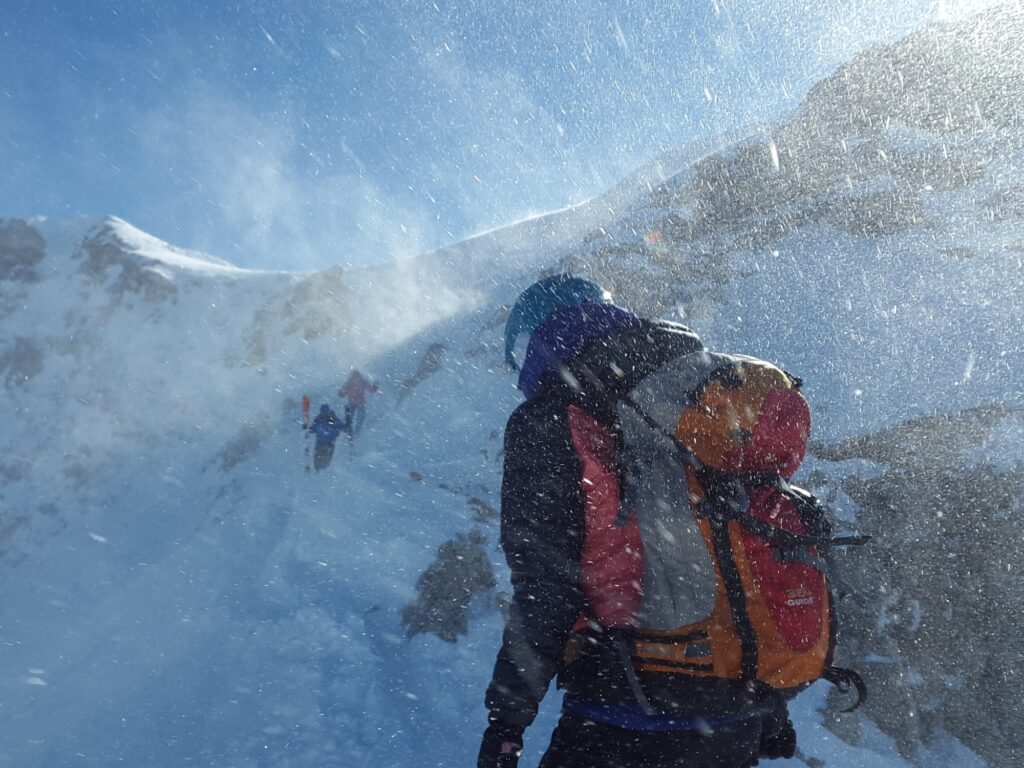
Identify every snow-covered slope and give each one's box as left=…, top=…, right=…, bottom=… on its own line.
left=0, top=192, right=600, bottom=764
left=2, top=7, right=1023, bottom=768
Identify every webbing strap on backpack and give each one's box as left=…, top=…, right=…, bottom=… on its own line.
left=620, top=392, right=870, bottom=553
left=697, top=469, right=872, bottom=552
left=618, top=391, right=870, bottom=710
left=707, top=516, right=759, bottom=682
left=612, top=634, right=659, bottom=716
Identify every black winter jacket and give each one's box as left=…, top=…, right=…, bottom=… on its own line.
left=483, top=317, right=711, bottom=730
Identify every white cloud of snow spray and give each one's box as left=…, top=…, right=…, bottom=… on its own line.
left=133, top=88, right=494, bottom=373
left=138, top=90, right=444, bottom=272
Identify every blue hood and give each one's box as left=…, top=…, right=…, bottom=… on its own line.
left=518, top=303, right=637, bottom=398
left=504, top=275, right=610, bottom=369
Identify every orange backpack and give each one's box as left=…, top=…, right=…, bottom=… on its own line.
left=614, top=353, right=867, bottom=709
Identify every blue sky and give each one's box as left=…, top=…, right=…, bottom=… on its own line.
left=0, top=0, right=991, bottom=269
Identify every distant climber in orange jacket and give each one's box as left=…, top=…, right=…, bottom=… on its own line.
left=338, top=369, right=378, bottom=440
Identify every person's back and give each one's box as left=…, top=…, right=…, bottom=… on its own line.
left=310, top=405, right=342, bottom=471
left=311, top=406, right=341, bottom=444
left=340, top=370, right=375, bottom=407
left=479, top=276, right=796, bottom=768
left=338, top=369, right=378, bottom=439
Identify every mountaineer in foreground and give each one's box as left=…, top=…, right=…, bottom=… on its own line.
left=479, top=275, right=864, bottom=768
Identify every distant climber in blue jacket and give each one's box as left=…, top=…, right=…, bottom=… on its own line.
left=309, top=404, right=343, bottom=472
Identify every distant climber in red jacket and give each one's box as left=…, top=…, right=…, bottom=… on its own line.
left=338, top=369, right=378, bottom=440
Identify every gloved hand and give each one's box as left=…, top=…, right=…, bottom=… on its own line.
left=477, top=720, right=524, bottom=768
left=758, top=717, right=796, bottom=761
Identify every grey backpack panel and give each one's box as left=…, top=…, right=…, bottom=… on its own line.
left=616, top=351, right=735, bottom=631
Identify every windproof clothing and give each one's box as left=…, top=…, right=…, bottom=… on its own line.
left=537, top=712, right=763, bottom=768
left=339, top=370, right=378, bottom=408
left=504, top=274, right=610, bottom=370
left=482, top=303, right=787, bottom=768
left=310, top=406, right=343, bottom=446
left=339, top=371, right=378, bottom=440
left=517, top=303, right=636, bottom=398
left=310, top=406, right=343, bottom=472
left=313, top=441, right=335, bottom=472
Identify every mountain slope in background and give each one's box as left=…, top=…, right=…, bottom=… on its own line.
left=561, top=10, right=1024, bottom=763
left=2, top=7, right=1022, bottom=768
